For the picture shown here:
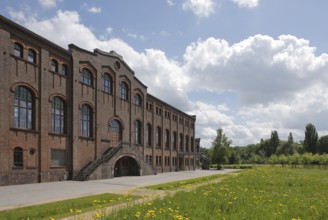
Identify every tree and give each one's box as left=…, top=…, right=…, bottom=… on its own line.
left=277, top=132, right=295, bottom=155
left=211, top=128, right=231, bottom=168
left=318, top=135, right=328, bottom=154
left=303, top=123, right=318, bottom=154
left=287, top=132, right=294, bottom=145
left=270, top=130, right=280, bottom=156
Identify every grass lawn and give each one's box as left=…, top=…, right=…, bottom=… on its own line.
left=107, top=166, right=328, bottom=220
left=0, top=193, right=140, bottom=220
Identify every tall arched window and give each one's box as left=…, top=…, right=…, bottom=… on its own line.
left=14, top=43, right=23, bottom=58
left=120, top=82, right=129, bottom=100
left=135, top=94, right=142, bottom=106
left=179, top=133, right=183, bottom=151
left=28, top=49, right=36, bottom=63
left=81, top=68, right=93, bottom=86
left=165, top=129, right=170, bottom=149
left=61, top=64, right=67, bottom=76
left=135, top=120, right=142, bottom=144
left=52, top=97, right=65, bottom=134
left=146, top=124, right=152, bottom=146
left=185, top=135, right=189, bottom=152
left=14, top=86, right=33, bottom=129
left=156, top=127, right=161, bottom=147
left=14, top=147, right=23, bottom=167
left=173, top=132, right=177, bottom=149
left=81, top=104, right=92, bottom=137
left=50, top=59, right=58, bottom=72
left=103, top=73, right=113, bottom=94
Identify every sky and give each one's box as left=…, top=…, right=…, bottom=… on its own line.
left=1, top=0, right=328, bottom=147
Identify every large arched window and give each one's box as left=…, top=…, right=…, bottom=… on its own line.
left=165, top=129, right=170, bottom=149
left=135, top=120, right=142, bottom=144
left=173, top=132, right=177, bottom=149
left=146, top=124, right=152, bottom=146
left=14, top=42, right=23, bottom=58
left=81, top=68, right=93, bottom=86
left=14, top=147, right=23, bottom=167
left=156, top=127, right=161, bottom=147
left=185, top=135, right=189, bottom=152
left=61, top=64, right=67, bottom=76
left=14, top=86, right=33, bottom=129
left=179, top=133, right=183, bottom=151
left=28, top=49, right=36, bottom=63
left=103, top=73, right=113, bottom=94
left=81, top=104, right=92, bottom=137
left=51, top=97, right=65, bottom=134
left=50, top=59, right=58, bottom=72
left=135, top=94, right=142, bottom=106
left=120, top=82, right=129, bottom=100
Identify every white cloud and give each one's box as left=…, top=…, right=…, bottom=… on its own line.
left=87, top=7, right=102, bottom=14
left=167, top=0, right=175, bottom=6
left=231, top=0, right=259, bottom=8
left=38, top=0, right=58, bottom=9
left=182, top=0, right=216, bottom=18
left=10, top=9, right=328, bottom=147
left=127, top=33, right=145, bottom=41
left=106, top=27, right=113, bottom=34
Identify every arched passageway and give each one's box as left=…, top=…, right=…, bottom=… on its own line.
left=114, top=156, right=140, bottom=177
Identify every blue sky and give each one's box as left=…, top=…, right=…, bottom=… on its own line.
left=1, top=0, right=328, bottom=147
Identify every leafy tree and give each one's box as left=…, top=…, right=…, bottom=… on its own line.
left=303, top=123, right=318, bottom=154
left=269, top=130, right=280, bottom=156
left=287, top=132, right=294, bottom=144
left=318, top=135, right=328, bottom=154
left=211, top=128, right=231, bottom=168
left=276, top=132, right=295, bottom=155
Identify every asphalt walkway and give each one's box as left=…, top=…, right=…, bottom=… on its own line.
left=0, top=169, right=237, bottom=211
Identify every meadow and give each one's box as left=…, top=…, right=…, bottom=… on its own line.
left=107, top=166, right=328, bottom=220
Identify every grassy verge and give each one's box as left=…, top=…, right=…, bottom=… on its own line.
left=145, top=174, right=228, bottom=190
left=0, top=193, right=140, bottom=220
left=108, top=167, right=328, bottom=219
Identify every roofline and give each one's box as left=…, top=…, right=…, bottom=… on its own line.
left=0, top=15, right=70, bottom=56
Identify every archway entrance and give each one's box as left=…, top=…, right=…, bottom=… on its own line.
left=110, top=119, right=122, bottom=147
left=114, top=156, right=140, bottom=177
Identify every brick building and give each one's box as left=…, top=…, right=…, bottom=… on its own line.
left=0, top=15, right=201, bottom=186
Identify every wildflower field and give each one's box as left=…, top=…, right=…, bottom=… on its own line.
left=107, top=167, right=328, bottom=220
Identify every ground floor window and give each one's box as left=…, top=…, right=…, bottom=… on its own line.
left=51, top=149, right=66, bottom=167
left=14, top=147, right=23, bottom=167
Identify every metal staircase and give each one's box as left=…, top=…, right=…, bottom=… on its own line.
left=200, top=154, right=210, bottom=170
left=73, top=146, right=121, bottom=181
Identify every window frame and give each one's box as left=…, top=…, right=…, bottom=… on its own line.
left=156, top=127, right=162, bottom=147
left=135, top=120, right=142, bottom=144
left=80, top=104, right=92, bottom=137
left=14, top=43, right=23, bottom=58
left=135, top=94, right=142, bottom=106
left=50, top=59, right=58, bottom=72
left=13, top=147, right=23, bottom=167
left=120, top=82, right=129, bottom=100
left=28, top=49, right=36, bottom=64
left=103, top=73, right=113, bottom=94
left=51, top=149, right=66, bottom=167
left=14, top=86, right=34, bottom=130
left=81, top=68, right=93, bottom=86
left=51, top=97, right=65, bottom=134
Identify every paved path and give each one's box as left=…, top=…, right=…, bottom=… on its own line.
left=0, top=169, right=237, bottom=211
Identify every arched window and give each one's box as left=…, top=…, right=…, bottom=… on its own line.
left=81, top=104, right=92, bottom=137
left=173, top=132, right=177, bottom=149
left=120, top=82, right=129, bottom=100
left=179, top=133, right=183, bottom=151
left=156, top=127, right=161, bottom=147
left=14, top=43, right=23, bottom=58
left=61, top=64, right=67, bottom=76
left=103, top=73, right=113, bottom=94
left=165, top=129, right=170, bottom=149
left=14, top=86, right=33, bottom=129
left=135, top=120, right=142, bottom=144
left=135, top=94, right=142, bottom=106
left=51, top=97, right=65, bottom=134
left=28, top=49, right=36, bottom=63
left=146, top=124, right=152, bottom=146
left=111, top=119, right=121, bottom=132
left=81, top=68, right=93, bottom=86
left=185, top=135, right=189, bottom=152
left=50, top=59, right=58, bottom=72
left=14, top=147, right=23, bottom=167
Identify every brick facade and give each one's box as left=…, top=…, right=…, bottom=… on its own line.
left=0, top=15, right=201, bottom=186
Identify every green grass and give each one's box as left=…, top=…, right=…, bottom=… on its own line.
left=0, top=193, right=140, bottom=220
left=145, top=174, right=228, bottom=190
left=107, top=167, right=328, bottom=219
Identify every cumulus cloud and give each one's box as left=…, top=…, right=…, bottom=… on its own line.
left=231, top=0, right=259, bottom=8
left=87, top=7, right=102, bottom=14
left=38, top=0, right=59, bottom=9
left=182, top=0, right=216, bottom=18
left=10, top=9, right=328, bottom=146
